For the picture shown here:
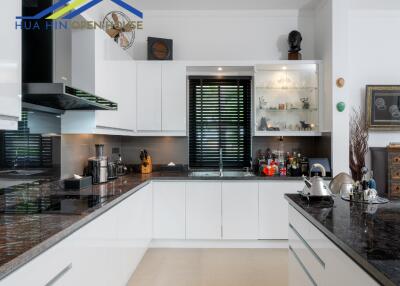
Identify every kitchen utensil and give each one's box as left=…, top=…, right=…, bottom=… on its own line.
left=88, top=144, right=108, bottom=184
left=140, top=149, right=153, bottom=174
left=64, top=176, right=92, bottom=190
left=301, top=164, right=332, bottom=197
left=329, top=172, right=354, bottom=195
left=116, top=154, right=127, bottom=177
left=107, top=161, right=117, bottom=180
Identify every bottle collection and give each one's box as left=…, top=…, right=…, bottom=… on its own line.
left=348, top=167, right=378, bottom=202
left=256, top=148, right=309, bottom=177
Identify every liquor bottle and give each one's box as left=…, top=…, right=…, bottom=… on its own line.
left=286, top=152, right=292, bottom=177
left=300, top=156, right=309, bottom=176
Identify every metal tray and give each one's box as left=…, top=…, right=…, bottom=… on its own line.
left=341, top=195, right=389, bottom=204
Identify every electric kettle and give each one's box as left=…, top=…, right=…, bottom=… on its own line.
left=301, top=163, right=333, bottom=197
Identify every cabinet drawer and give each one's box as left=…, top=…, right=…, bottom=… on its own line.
left=390, top=168, right=400, bottom=180
left=289, top=206, right=331, bottom=260
left=389, top=182, right=400, bottom=198
left=289, top=225, right=324, bottom=285
left=289, top=246, right=317, bottom=286
left=389, top=153, right=400, bottom=165
left=1, top=239, right=74, bottom=286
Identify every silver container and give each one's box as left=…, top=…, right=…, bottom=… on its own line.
left=88, top=144, right=108, bottom=184
left=107, top=162, right=118, bottom=180
left=329, top=173, right=354, bottom=195
left=88, top=158, right=108, bottom=184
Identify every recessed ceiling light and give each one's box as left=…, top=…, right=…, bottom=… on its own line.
left=56, top=115, right=61, bottom=118
left=218, top=67, right=223, bottom=71
left=282, top=66, right=287, bottom=70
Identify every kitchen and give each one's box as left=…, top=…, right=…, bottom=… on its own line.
left=1, top=0, right=400, bottom=285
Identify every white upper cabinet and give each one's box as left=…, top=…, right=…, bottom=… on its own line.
left=136, top=62, right=162, bottom=132
left=222, top=182, right=259, bottom=239
left=136, top=61, right=187, bottom=135
left=63, top=28, right=136, bottom=135
left=0, top=1, right=21, bottom=130
left=162, top=62, right=187, bottom=133
left=254, top=61, right=323, bottom=137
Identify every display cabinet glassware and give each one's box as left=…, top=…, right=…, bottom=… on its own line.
left=254, top=63, right=322, bottom=136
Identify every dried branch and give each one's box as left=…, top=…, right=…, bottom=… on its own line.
left=349, top=107, right=369, bottom=181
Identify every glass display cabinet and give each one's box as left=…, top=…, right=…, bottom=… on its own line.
left=254, top=63, right=321, bottom=136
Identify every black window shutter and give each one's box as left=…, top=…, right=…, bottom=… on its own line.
left=189, top=76, right=252, bottom=169
left=2, top=112, right=53, bottom=168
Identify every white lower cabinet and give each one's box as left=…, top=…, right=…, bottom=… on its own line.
left=0, top=184, right=153, bottom=286
left=153, top=181, right=186, bottom=239
left=115, top=183, right=153, bottom=283
left=259, top=181, right=302, bottom=239
left=288, top=205, right=379, bottom=286
left=0, top=237, right=74, bottom=286
left=222, top=182, right=259, bottom=239
left=186, top=182, right=222, bottom=239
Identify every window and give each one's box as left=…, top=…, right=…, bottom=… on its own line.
left=189, top=76, right=252, bottom=169
left=0, top=112, right=53, bottom=168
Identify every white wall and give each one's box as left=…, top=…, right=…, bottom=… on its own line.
left=348, top=10, right=400, bottom=147
left=84, top=4, right=317, bottom=61
left=130, top=10, right=316, bottom=60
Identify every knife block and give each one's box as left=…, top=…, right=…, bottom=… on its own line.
left=141, top=156, right=153, bottom=174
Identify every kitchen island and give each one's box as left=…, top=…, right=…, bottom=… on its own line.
left=285, top=194, right=400, bottom=286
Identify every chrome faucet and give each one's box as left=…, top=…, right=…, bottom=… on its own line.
left=12, top=150, right=20, bottom=169
left=219, top=148, right=223, bottom=177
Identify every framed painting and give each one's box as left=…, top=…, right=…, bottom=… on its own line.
left=366, top=85, right=400, bottom=130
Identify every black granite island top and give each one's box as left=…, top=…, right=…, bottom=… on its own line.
left=0, top=171, right=323, bottom=280
left=285, top=194, right=400, bottom=286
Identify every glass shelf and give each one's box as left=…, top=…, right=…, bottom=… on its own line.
left=254, top=63, right=320, bottom=136
left=261, top=108, right=318, bottom=112
left=256, top=87, right=318, bottom=90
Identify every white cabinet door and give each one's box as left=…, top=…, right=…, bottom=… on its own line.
left=186, top=182, right=221, bottom=239
left=68, top=29, right=136, bottom=135
left=95, top=60, right=136, bottom=132
left=115, top=183, right=152, bottom=284
left=162, top=62, right=187, bottom=132
left=259, top=181, right=303, bottom=239
left=0, top=1, right=21, bottom=130
left=70, top=207, right=120, bottom=286
left=153, top=181, right=186, bottom=239
left=137, top=62, right=162, bottom=131
left=222, top=182, right=259, bottom=239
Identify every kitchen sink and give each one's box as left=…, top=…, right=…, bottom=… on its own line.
left=189, top=170, right=255, bottom=178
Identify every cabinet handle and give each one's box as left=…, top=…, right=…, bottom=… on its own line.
left=45, top=263, right=72, bottom=286
left=289, top=246, right=318, bottom=286
left=289, top=223, right=325, bottom=268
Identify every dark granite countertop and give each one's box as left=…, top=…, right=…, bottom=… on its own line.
left=0, top=171, right=325, bottom=280
left=285, top=194, right=400, bottom=286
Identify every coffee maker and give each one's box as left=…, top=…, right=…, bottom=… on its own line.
left=88, top=144, right=108, bottom=184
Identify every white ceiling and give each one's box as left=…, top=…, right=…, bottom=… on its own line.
left=128, top=0, right=321, bottom=11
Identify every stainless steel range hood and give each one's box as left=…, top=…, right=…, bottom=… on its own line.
left=22, top=83, right=118, bottom=111
left=22, top=0, right=117, bottom=111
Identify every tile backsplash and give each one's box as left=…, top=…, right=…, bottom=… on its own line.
left=121, top=137, right=188, bottom=165
left=60, top=134, right=122, bottom=179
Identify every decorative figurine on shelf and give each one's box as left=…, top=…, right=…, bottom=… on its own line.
left=300, top=97, right=310, bottom=110
left=299, top=121, right=312, bottom=131
left=259, top=117, right=268, bottom=131
left=288, top=30, right=303, bottom=60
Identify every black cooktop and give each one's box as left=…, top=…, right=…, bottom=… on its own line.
left=0, top=194, right=102, bottom=215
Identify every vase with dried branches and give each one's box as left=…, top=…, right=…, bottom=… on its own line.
left=349, top=108, right=369, bottom=181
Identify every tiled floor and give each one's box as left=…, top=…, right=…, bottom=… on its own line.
left=127, top=248, right=288, bottom=286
